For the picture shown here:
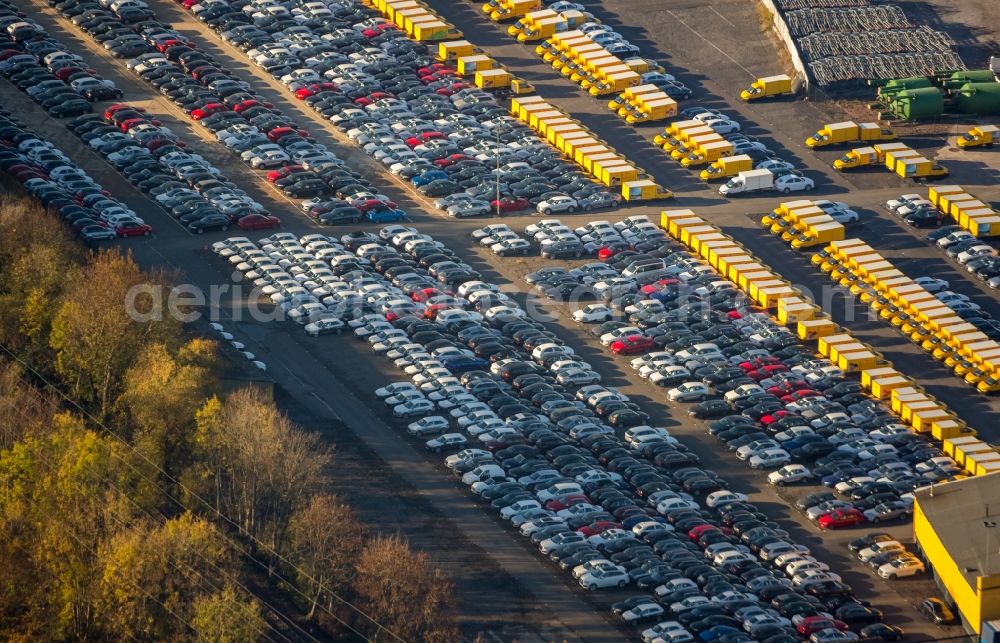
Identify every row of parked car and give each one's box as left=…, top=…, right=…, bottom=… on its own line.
left=887, top=195, right=1000, bottom=292
left=51, top=0, right=406, bottom=226
left=0, top=2, right=122, bottom=118
left=207, top=223, right=905, bottom=641
left=513, top=216, right=970, bottom=581
left=0, top=109, right=150, bottom=239
left=176, top=0, right=620, bottom=216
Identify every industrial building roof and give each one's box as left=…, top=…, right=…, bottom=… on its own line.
left=915, top=473, right=1000, bottom=583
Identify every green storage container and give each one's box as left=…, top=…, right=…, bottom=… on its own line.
left=879, top=77, right=933, bottom=97
left=954, top=83, right=1000, bottom=115
left=950, top=70, right=997, bottom=84
left=889, top=87, right=944, bottom=121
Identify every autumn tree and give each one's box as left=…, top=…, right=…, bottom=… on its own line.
left=49, top=251, right=181, bottom=418
left=0, top=360, right=54, bottom=451
left=289, top=493, right=367, bottom=619
left=352, top=535, right=459, bottom=643
left=190, top=388, right=330, bottom=559
left=0, top=412, right=137, bottom=640
left=192, top=584, right=266, bottom=643
left=120, top=339, right=220, bottom=476
left=0, top=193, right=82, bottom=358
left=97, top=512, right=236, bottom=641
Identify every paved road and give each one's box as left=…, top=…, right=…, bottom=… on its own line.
left=21, top=0, right=1000, bottom=639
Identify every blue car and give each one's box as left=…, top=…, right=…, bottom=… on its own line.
left=441, top=356, right=489, bottom=374
left=411, top=169, right=448, bottom=186
left=366, top=207, right=406, bottom=223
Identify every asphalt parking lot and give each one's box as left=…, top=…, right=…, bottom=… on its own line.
left=16, top=0, right=1000, bottom=639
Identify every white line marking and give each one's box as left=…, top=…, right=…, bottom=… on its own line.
left=665, top=9, right=756, bottom=79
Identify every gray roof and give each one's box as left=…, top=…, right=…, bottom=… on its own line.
left=915, top=473, right=1000, bottom=583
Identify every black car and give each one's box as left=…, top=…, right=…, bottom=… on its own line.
left=691, top=400, right=732, bottom=418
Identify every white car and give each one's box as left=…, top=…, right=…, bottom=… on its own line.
left=957, top=245, right=997, bottom=264
left=775, top=174, right=815, bottom=193
left=471, top=224, right=511, bottom=241
left=857, top=540, right=905, bottom=563
left=536, top=196, right=579, bottom=215
left=304, top=317, right=345, bottom=336
left=425, top=433, right=468, bottom=453
left=374, top=382, right=417, bottom=399
left=885, top=193, right=922, bottom=211
left=578, top=566, right=629, bottom=590
left=642, top=622, right=690, bottom=643
left=705, top=491, right=748, bottom=509
left=406, top=416, right=449, bottom=436
left=878, top=556, right=925, bottom=579
left=392, top=399, right=435, bottom=418
left=749, top=448, right=791, bottom=469
left=572, top=558, right=616, bottom=579
left=667, top=382, right=710, bottom=402
left=573, top=304, right=613, bottom=323
left=768, top=464, right=813, bottom=485
left=914, top=276, right=949, bottom=293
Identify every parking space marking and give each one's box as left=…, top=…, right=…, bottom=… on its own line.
left=665, top=9, right=759, bottom=79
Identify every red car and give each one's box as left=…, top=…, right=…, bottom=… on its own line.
left=410, top=287, right=445, bottom=303
left=433, top=153, right=474, bottom=168
left=738, top=357, right=783, bottom=372
left=759, top=410, right=790, bottom=426
left=233, top=99, right=273, bottom=113
left=266, top=165, right=305, bottom=182
left=417, top=62, right=451, bottom=76
left=597, top=246, right=618, bottom=261
left=817, top=507, right=865, bottom=530
left=797, top=617, right=848, bottom=636
left=191, top=103, right=227, bottom=120
left=577, top=521, right=621, bottom=537
left=780, top=389, right=821, bottom=404
left=118, top=117, right=153, bottom=132
left=687, top=524, right=719, bottom=541
left=236, top=214, right=281, bottom=230
left=747, top=365, right=788, bottom=381
left=404, top=131, right=446, bottom=148
left=433, top=81, right=469, bottom=96
left=267, top=126, right=308, bottom=143
left=610, top=334, right=655, bottom=355
left=544, top=494, right=589, bottom=511
left=104, top=103, right=141, bottom=120
left=767, top=380, right=810, bottom=396
left=295, top=82, right=338, bottom=99
left=116, top=222, right=152, bottom=237
left=491, top=196, right=529, bottom=213
left=353, top=91, right=394, bottom=107
left=355, top=198, right=398, bottom=213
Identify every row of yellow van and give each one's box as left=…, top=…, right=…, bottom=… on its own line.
left=813, top=238, right=1000, bottom=393
left=653, top=119, right=742, bottom=173
left=659, top=210, right=997, bottom=476
left=605, top=84, right=678, bottom=123
left=535, top=30, right=650, bottom=97
left=510, top=95, right=672, bottom=201
left=366, top=0, right=461, bottom=41
left=927, top=185, right=1000, bottom=238
left=761, top=200, right=846, bottom=250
